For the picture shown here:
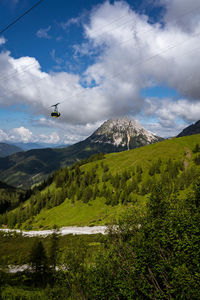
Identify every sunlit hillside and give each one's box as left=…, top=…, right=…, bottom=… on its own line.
left=1, top=134, right=200, bottom=229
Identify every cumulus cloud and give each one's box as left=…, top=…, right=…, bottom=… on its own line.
left=0, top=120, right=102, bottom=144
left=142, top=96, right=200, bottom=137
left=35, top=117, right=102, bottom=143
left=143, top=121, right=186, bottom=138
left=0, top=0, right=200, bottom=140
left=0, top=126, right=58, bottom=144
left=0, top=127, right=32, bottom=143
left=144, top=97, right=200, bottom=123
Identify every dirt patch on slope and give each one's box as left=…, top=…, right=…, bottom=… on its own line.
left=184, top=147, right=191, bottom=170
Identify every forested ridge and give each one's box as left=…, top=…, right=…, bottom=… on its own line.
left=1, top=137, right=200, bottom=229
left=0, top=136, right=200, bottom=299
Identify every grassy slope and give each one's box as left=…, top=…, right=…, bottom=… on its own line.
left=20, top=134, right=200, bottom=229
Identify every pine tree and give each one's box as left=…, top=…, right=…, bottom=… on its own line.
left=29, top=239, right=48, bottom=284
left=147, top=183, right=168, bottom=221
left=49, top=228, right=59, bottom=271
left=193, top=143, right=200, bottom=153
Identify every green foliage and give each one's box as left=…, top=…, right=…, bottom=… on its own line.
left=49, top=229, right=60, bottom=271
left=149, top=158, right=162, bottom=176
left=193, top=143, right=200, bottom=153
left=0, top=184, right=26, bottom=215
left=29, top=239, right=48, bottom=276
left=85, top=180, right=200, bottom=299
left=147, top=183, right=169, bottom=220
left=1, top=285, right=49, bottom=300
left=194, top=154, right=200, bottom=165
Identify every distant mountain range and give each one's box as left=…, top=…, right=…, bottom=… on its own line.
left=0, top=118, right=163, bottom=189
left=9, top=142, right=70, bottom=151
left=0, top=143, right=22, bottom=157
left=177, top=120, right=200, bottom=137
left=0, top=142, right=71, bottom=156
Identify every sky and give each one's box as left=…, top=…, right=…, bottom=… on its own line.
left=0, top=0, right=200, bottom=145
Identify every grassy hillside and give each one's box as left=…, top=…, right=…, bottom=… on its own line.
left=1, top=134, right=200, bottom=229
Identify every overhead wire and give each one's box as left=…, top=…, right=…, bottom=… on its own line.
left=81, top=0, right=148, bottom=36
left=88, top=2, right=200, bottom=49
left=0, top=0, right=45, bottom=35
left=2, top=27, right=200, bottom=107
left=0, top=1, right=147, bottom=85
left=0, top=61, right=38, bottom=82
left=0, top=3, right=200, bottom=108
left=0, top=1, right=200, bottom=85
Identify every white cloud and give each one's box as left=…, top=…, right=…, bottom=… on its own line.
left=0, top=127, right=32, bottom=143
left=11, top=127, right=32, bottom=143
left=36, top=26, right=52, bottom=39
left=142, top=96, right=200, bottom=137
left=0, top=129, right=8, bottom=141
left=35, top=117, right=102, bottom=143
left=143, top=121, right=186, bottom=138
left=0, top=1, right=200, bottom=140
left=0, top=120, right=103, bottom=145
left=144, top=97, right=200, bottom=123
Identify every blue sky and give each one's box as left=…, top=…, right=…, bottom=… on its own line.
left=0, top=0, right=200, bottom=145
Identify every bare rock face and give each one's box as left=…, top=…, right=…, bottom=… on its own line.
left=177, top=120, right=200, bottom=138
left=88, top=118, right=163, bottom=150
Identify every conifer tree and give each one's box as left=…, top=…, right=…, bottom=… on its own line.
left=193, top=143, right=200, bottom=153
left=29, top=239, right=48, bottom=284
left=49, top=228, right=59, bottom=272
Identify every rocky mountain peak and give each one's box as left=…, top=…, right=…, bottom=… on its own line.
left=88, top=118, right=163, bottom=150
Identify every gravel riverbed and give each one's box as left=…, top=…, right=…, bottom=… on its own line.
left=0, top=226, right=108, bottom=236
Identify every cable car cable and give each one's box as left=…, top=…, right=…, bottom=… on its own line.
left=1, top=3, right=200, bottom=113
left=0, top=2, right=199, bottom=85
left=1, top=30, right=200, bottom=118
left=1, top=29, right=200, bottom=102
left=0, top=0, right=45, bottom=36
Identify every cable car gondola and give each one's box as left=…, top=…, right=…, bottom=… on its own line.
left=51, top=103, right=61, bottom=118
